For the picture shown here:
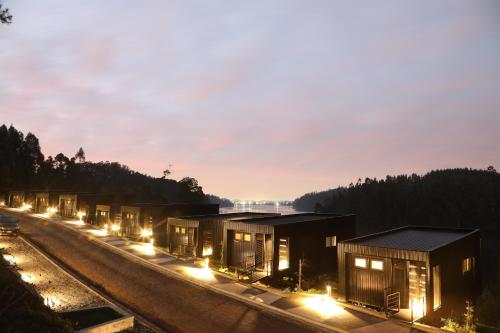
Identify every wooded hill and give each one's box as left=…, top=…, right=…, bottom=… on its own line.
left=0, top=124, right=208, bottom=203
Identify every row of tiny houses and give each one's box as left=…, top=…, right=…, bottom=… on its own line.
left=168, top=213, right=356, bottom=279
left=337, top=226, right=480, bottom=323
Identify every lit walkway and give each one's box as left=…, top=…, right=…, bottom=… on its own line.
left=7, top=208, right=424, bottom=333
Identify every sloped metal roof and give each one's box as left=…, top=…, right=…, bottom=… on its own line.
left=344, top=226, right=478, bottom=251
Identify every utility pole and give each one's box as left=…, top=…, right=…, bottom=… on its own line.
left=298, top=258, right=303, bottom=292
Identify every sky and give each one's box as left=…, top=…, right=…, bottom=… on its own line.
left=1, top=1, right=500, bottom=200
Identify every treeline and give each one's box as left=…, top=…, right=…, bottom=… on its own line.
left=205, top=194, right=234, bottom=207
left=294, top=168, right=500, bottom=327
left=0, top=124, right=206, bottom=203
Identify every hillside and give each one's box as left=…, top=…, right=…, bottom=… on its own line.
left=0, top=124, right=206, bottom=203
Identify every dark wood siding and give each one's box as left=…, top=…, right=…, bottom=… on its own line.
left=223, top=221, right=273, bottom=268
left=273, top=215, right=356, bottom=277
left=337, top=242, right=428, bottom=305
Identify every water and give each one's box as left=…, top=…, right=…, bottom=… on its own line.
left=220, top=203, right=304, bottom=215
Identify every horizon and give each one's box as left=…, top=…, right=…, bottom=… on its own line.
left=1, top=1, right=499, bottom=200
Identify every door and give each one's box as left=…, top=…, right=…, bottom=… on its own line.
left=393, top=260, right=409, bottom=308
left=255, top=234, right=264, bottom=270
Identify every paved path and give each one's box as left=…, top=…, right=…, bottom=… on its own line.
left=2, top=207, right=422, bottom=333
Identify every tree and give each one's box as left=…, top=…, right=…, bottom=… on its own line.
left=487, top=165, right=497, bottom=173
left=0, top=4, right=12, bottom=24
left=162, top=165, right=172, bottom=179
left=75, top=147, right=86, bottom=163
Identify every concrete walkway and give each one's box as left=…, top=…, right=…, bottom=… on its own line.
left=7, top=208, right=423, bottom=333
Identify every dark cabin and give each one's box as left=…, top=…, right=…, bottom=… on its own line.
left=223, top=213, right=356, bottom=278
left=167, top=212, right=278, bottom=259
left=116, top=203, right=219, bottom=246
left=8, top=190, right=25, bottom=208
left=94, top=193, right=137, bottom=227
left=337, top=226, right=480, bottom=323
left=58, top=192, right=97, bottom=223
left=33, top=191, right=60, bottom=214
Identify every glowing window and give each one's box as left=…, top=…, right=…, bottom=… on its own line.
left=433, top=265, right=441, bottom=310
left=235, top=232, right=242, bottom=241
left=462, top=257, right=472, bottom=273
left=354, top=257, right=367, bottom=268
left=175, top=227, right=180, bottom=233
left=371, top=260, right=384, bottom=270
left=243, top=233, right=251, bottom=242
left=325, top=236, right=337, bottom=247
left=278, top=238, right=289, bottom=270
left=181, top=228, right=186, bottom=234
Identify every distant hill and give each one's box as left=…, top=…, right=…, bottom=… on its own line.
left=294, top=167, right=500, bottom=282
left=205, top=194, right=234, bottom=207
left=0, top=124, right=206, bottom=203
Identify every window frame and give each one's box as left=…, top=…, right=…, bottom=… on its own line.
left=354, top=257, right=367, bottom=269
left=370, top=259, right=384, bottom=271
left=325, top=235, right=337, bottom=247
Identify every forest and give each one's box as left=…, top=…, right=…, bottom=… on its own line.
left=294, top=168, right=500, bottom=327
left=0, top=124, right=227, bottom=205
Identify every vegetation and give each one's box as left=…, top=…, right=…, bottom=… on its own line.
left=0, top=124, right=207, bottom=203
left=0, top=3, right=12, bottom=24
left=0, top=253, right=71, bottom=332
left=441, top=301, right=476, bottom=333
left=294, top=168, right=500, bottom=328
left=205, top=194, right=234, bottom=207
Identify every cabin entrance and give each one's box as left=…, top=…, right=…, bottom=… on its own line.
left=390, top=260, right=427, bottom=322
left=36, top=195, right=48, bottom=213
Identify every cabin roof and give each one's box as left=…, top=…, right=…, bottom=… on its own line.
left=176, top=212, right=278, bottom=220
left=343, top=226, right=478, bottom=251
left=231, top=213, right=349, bottom=226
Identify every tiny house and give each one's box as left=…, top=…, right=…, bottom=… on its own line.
left=33, top=191, right=60, bottom=214
left=337, top=226, right=480, bottom=323
left=8, top=190, right=25, bottom=208
left=167, top=212, right=278, bottom=258
left=223, top=213, right=356, bottom=278
left=117, top=203, right=219, bottom=246
left=58, top=193, right=97, bottom=223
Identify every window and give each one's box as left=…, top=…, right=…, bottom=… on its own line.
left=354, top=257, right=367, bottom=268
left=175, top=227, right=180, bottom=233
left=235, top=232, right=242, bottom=241
left=462, top=257, right=472, bottom=274
left=325, top=236, right=337, bottom=247
left=181, top=227, right=186, bottom=234
left=433, top=265, right=441, bottom=310
left=243, top=233, right=251, bottom=242
left=278, top=237, right=289, bottom=270
left=371, top=259, right=384, bottom=271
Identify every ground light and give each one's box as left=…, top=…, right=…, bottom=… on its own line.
left=3, top=254, right=16, bottom=265
left=87, top=229, right=108, bottom=237
left=46, top=207, right=58, bottom=217
left=111, top=224, right=120, bottom=232
left=411, top=297, right=426, bottom=320
left=184, top=262, right=215, bottom=281
left=302, top=294, right=343, bottom=319
left=77, top=211, right=86, bottom=221
left=20, top=203, right=32, bottom=211
left=130, top=241, right=155, bottom=256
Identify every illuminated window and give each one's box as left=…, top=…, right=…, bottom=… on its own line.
left=235, top=232, right=242, bottom=241
left=371, top=259, right=384, bottom=270
left=462, top=257, right=472, bottom=273
left=433, top=265, right=441, bottom=310
left=325, top=236, right=337, bottom=247
left=243, top=233, right=251, bottom=242
left=278, top=238, right=289, bottom=270
left=175, top=227, right=180, bottom=233
left=354, top=257, right=367, bottom=268
left=181, top=228, right=186, bottom=234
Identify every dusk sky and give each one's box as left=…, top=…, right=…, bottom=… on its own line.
left=1, top=1, right=499, bottom=200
